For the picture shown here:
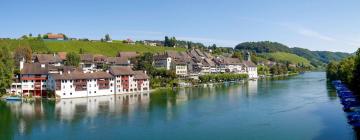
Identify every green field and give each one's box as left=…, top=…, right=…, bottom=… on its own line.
left=260, top=52, right=311, bottom=66
left=0, top=39, right=186, bottom=56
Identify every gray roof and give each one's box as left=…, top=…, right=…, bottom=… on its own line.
left=21, top=63, right=48, bottom=75
left=242, top=60, right=257, bottom=67
left=134, top=71, right=149, bottom=79
left=80, top=54, right=94, bottom=62
left=34, top=54, right=62, bottom=63
left=109, top=66, right=135, bottom=75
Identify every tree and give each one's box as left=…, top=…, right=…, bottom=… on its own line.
left=105, top=34, right=111, bottom=42
left=232, top=51, right=243, bottom=60
left=43, top=34, right=48, bottom=39
left=37, top=34, right=42, bottom=40
left=164, top=36, right=170, bottom=47
left=14, top=45, right=32, bottom=63
left=65, top=52, right=80, bottom=67
left=79, top=48, right=84, bottom=54
left=0, top=47, right=14, bottom=94
left=169, top=37, right=176, bottom=47
left=352, top=49, right=360, bottom=93
left=63, top=34, right=68, bottom=40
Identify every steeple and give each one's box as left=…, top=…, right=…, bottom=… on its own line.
left=245, top=51, right=251, bottom=61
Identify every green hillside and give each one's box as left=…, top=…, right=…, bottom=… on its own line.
left=260, top=52, right=311, bottom=66
left=235, top=41, right=351, bottom=67
left=0, top=39, right=186, bottom=56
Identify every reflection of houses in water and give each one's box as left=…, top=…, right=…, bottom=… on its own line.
left=5, top=100, right=45, bottom=135
left=7, top=101, right=44, bottom=118
left=175, top=89, right=188, bottom=104
left=247, top=80, right=258, bottom=95
left=55, top=93, right=150, bottom=121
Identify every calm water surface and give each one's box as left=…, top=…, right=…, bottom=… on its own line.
left=0, top=72, right=356, bottom=140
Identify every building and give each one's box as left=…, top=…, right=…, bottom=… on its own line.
left=172, top=60, right=188, bottom=76
left=47, top=71, right=115, bottom=99
left=33, top=54, right=62, bottom=66
left=46, top=33, right=65, bottom=40
left=243, top=61, right=258, bottom=79
left=80, top=54, right=96, bottom=73
left=20, top=62, right=49, bottom=97
left=109, top=66, right=150, bottom=94
left=214, top=57, right=243, bottom=73
left=107, top=57, right=131, bottom=66
left=117, top=51, right=139, bottom=59
left=134, top=71, right=150, bottom=92
left=154, top=54, right=172, bottom=70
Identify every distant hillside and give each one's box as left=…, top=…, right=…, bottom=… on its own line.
left=0, top=39, right=186, bottom=56
left=235, top=41, right=351, bottom=66
left=259, top=52, right=311, bottom=66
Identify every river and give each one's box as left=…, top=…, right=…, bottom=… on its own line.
left=0, top=72, right=356, bottom=140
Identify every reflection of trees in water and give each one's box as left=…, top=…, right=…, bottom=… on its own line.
left=0, top=101, right=14, bottom=140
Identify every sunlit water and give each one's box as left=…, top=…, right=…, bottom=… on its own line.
left=0, top=72, right=356, bottom=140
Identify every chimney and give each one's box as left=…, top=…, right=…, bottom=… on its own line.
left=19, top=57, right=25, bottom=71
left=53, top=53, right=56, bottom=57
left=67, top=71, right=71, bottom=74
left=144, top=70, right=147, bottom=74
left=106, top=70, right=109, bottom=73
left=60, top=71, right=63, bottom=75
left=41, top=64, right=45, bottom=68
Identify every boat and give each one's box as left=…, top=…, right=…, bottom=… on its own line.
left=5, top=96, right=22, bottom=101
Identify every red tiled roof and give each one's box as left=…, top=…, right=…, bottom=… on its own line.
left=57, top=52, right=67, bottom=60
left=50, top=71, right=113, bottom=80
left=47, top=34, right=64, bottom=39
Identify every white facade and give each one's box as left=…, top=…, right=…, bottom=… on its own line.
left=154, top=57, right=172, bottom=70
left=175, top=65, right=187, bottom=76
left=246, top=66, right=258, bottom=79
left=48, top=75, right=115, bottom=99
left=80, top=63, right=96, bottom=73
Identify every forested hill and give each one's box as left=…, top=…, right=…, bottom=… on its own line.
left=235, top=41, right=351, bottom=66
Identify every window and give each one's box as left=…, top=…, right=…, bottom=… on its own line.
left=94, top=91, right=96, bottom=93
left=89, top=91, right=91, bottom=94
left=94, top=84, right=96, bottom=87
left=70, top=85, right=72, bottom=88
left=70, top=93, right=72, bottom=95
left=63, top=93, right=65, bottom=95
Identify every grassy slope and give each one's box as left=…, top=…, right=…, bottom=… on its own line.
left=0, top=39, right=186, bottom=56
left=261, top=52, right=311, bottom=66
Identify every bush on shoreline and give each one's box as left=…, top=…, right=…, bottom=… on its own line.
left=199, top=73, right=248, bottom=83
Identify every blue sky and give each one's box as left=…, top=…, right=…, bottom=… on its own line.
left=0, top=0, right=359, bottom=52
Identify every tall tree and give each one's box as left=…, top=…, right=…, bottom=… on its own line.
left=14, top=45, right=32, bottom=63
left=164, top=36, right=170, bottom=47
left=105, top=34, right=111, bottom=42
left=169, top=37, right=176, bottom=47
left=0, top=47, right=14, bottom=94
left=65, top=52, right=80, bottom=67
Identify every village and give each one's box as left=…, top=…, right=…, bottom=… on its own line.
left=6, top=34, right=258, bottom=99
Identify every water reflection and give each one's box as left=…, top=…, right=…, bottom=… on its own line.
left=2, top=73, right=353, bottom=140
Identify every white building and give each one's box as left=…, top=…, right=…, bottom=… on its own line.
left=47, top=71, right=115, bottom=99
